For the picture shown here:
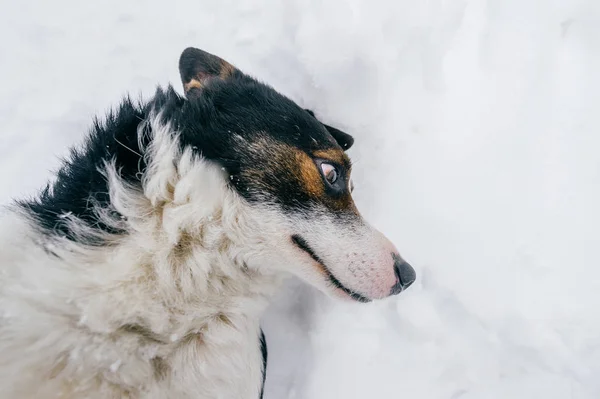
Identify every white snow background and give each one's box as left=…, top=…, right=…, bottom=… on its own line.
left=1, top=0, right=599, bottom=398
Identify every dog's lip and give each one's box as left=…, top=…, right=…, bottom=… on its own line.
left=290, top=234, right=371, bottom=303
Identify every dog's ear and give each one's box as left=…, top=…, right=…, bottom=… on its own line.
left=179, top=47, right=237, bottom=98
left=305, top=109, right=354, bottom=151
left=322, top=123, right=354, bottom=151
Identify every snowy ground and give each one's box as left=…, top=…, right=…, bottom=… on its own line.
left=1, top=0, right=599, bottom=398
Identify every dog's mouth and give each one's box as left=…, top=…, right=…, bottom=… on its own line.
left=291, top=234, right=371, bottom=303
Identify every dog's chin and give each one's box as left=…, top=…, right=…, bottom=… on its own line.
left=325, top=285, right=373, bottom=303
left=322, top=272, right=372, bottom=303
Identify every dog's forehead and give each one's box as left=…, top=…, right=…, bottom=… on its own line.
left=213, top=79, right=339, bottom=150
left=239, top=132, right=349, bottom=167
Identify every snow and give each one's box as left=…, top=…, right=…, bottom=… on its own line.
left=1, top=0, right=599, bottom=398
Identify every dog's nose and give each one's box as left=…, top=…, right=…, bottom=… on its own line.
left=390, top=257, right=416, bottom=296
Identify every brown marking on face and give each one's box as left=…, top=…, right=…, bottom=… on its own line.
left=313, top=148, right=350, bottom=167
left=330, top=191, right=357, bottom=213
left=237, top=135, right=296, bottom=183
left=295, top=147, right=358, bottom=212
left=219, top=60, right=236, bottom=79
left=312, top=148, right=356, bottom=213
left=238, top=133, right=358, bottom=213
left=294, top=149, right=325, bottom=197
left=184, top=79, right=203, bottom=94
left=341, top=197, right=359, bottom=215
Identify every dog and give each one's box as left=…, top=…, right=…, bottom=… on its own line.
left=0, top=47, right=416, bottom=398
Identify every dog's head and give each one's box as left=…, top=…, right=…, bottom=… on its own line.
left=176, top=47, right=415, bottom=302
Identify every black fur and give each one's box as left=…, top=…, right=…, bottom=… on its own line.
left=259, top=329, right=267, bottom=399
left=305, top=109, right=354, bottom=150
left=21, top=50, right=356, bottom=244
left=20, top=88, right=183, bottom=245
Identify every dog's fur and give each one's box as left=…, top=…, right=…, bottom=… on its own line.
left=0, top=48, right=415, bottom=398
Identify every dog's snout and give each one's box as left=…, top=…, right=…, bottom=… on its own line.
left=390, top=256, right=416, bottom=296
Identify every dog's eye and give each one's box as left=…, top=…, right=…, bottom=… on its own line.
left=320, top=163, right=338, bottom=185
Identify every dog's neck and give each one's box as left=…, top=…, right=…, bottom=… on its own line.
left=33, top=190, right=282, bottom=343
left=24, top=115, right=284, bottom=342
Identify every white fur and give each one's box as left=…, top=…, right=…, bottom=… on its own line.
left=0, top=113, right=401, bottom=398
left=0, top=117, right=284, bottom=398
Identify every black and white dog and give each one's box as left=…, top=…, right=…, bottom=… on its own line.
left=0, top=47, right=416, bottom=398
